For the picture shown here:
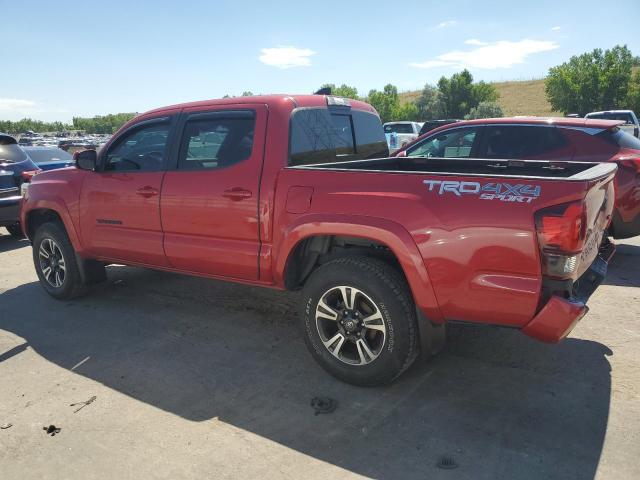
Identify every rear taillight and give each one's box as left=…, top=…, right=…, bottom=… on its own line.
left=535, top=200, right=588, bottom=279
left=21, top=169, right=41, bottom=182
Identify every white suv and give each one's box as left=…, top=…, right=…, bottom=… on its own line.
left=383, top=121, right=423, bottom=153
left=586, top=110, right=639, bottom=138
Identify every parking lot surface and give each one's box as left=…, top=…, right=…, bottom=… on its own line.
left=1, top=232, right=639, bottom=480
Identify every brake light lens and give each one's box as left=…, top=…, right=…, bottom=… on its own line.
left=535, top=201, right=588, bottom=279
left=535, top=201, right=587, bottom=254
left=21, top=169, right=41, bottom=182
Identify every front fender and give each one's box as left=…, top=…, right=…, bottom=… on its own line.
left=274, top=213, right=443, bottom=322
left=21, top=196, right=83, bottom=253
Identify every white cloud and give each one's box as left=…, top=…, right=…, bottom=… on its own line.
left=409, top=39, right=559, bottom=70
left=551, top=26, right=561, bottom=31
left=436, top=20, right=458, bottom=29
left=259, top=46, right=316, bottom=69
left=0, top=98, right=36, bottom=111
left=464, top=39, right=488, bottom=46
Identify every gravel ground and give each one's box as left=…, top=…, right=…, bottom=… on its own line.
left=0, top=231, right=639, bottom=480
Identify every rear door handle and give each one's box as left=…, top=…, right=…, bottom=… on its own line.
left=223, top=188, right=252, bottom=201
left=136, top=186, right=159, bottom=198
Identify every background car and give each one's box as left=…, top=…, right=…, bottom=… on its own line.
left=395, top=117, right=640, bottom=238
left=383, top=121, right=423, bottom=153
left=586, top=110, right=639, bottom=138
left=0, top=133, right=41, bottom=236
left=22, top=146, right=74, bottom=171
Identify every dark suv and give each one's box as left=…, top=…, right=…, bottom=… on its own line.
left=396, top=117, right=640, bottom=238
left=0, top=134, right=41, bottom=236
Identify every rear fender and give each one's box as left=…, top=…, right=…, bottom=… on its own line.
left=274, top=214, right=443, bottom=323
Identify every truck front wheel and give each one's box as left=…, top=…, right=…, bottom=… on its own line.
left=32, top=222, right=87, bottom=300
left=302, top=256, right=418, bottom=386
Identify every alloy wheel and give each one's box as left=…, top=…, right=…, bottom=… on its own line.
left=315, top=285, right=387, bottom=365
left=38, top=237, right=66, bottom=288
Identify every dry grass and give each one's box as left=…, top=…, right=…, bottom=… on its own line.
left=399, top=78, right=562, bottom=118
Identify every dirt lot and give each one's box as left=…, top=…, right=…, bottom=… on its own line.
left=1, top=232, right=639, bottom=480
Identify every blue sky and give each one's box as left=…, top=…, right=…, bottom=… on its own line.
left=1, top=0, right=639, bottom=122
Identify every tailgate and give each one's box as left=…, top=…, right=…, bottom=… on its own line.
left=577, top=172, right=616, bottom=277
left=535, top=163, right=616, bottom=283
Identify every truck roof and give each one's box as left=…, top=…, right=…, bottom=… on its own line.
left=142, top=94, right=377, bottom=117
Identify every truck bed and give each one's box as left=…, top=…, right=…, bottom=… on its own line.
left=292, top=156, right=616, bottom=181
left=278, top=157, right=616, bottom=329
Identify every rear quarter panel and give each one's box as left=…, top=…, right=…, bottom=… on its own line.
left=274, top=168, right=596, bottom=327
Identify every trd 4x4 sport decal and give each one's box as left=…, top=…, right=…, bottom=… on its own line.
left=423, top=180, right=541, bottom=204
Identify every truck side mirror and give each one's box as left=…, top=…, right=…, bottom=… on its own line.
left=74, top=149, right=97, bottom=171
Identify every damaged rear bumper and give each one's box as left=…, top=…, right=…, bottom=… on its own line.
left=522, top=242, right=613, bottom=343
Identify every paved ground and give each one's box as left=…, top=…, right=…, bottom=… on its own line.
left=0, top=231, right=639, bottom=480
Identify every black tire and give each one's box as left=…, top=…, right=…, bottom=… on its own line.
left=302, top=256, right=418, bottom=386
left=32, top=222, right=87, bottom=300
left=5, top=222, right=24, bottom=238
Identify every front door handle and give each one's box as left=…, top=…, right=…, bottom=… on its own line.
left=223, top=188, right=252, bottom=201
left=136, top=186, right=159, bottom=198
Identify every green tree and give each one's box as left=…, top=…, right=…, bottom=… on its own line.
left=464, top=101, right=504, bottom=120
left=626, top=70, right=640, bottom=113
left=437, top=69, right=498, bottom=118
left=318, top=83, right=360, bottom=99
left=415, top=84, right=445, bottom=120
left=0, top=118, right=72, bottom=134
left=72, top=113, right=136, bottom=134
left=366, top=84, right=400, bottom=123
left=545, top=45, right=635, bottom=115
left=391, top=101, right=420, bottom=121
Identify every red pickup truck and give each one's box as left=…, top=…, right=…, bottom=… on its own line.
left=21, top=94, right=616, bottom=386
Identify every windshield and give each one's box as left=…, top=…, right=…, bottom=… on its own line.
left=384, top=123, right=414, bottom=134
left=25, top=148, right=73, bottom=164
left=587, top=112, right=635, bottom=124
left=0, top=143, right=29, bottom=163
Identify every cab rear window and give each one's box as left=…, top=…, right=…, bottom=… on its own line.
left=289, top=108, right=388, bottom=165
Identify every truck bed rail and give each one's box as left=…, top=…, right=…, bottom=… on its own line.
left=290, top=156, right=618, bottom=182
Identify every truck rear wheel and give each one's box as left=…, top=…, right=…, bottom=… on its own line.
left=32, top=222, right=86, bottom=300
left=301, top=256, right=418, bottom=386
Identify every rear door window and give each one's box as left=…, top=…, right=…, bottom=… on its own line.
left=289, top=108, right=388, bottom=165
left=178, top=112, right=255, bottom=170
left=406, top=127, right=479, bottom=158
left=480, top=125, right=569, bottom=159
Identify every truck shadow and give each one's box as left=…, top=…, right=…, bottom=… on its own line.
left=0, top=267, right=612, bottom=480
left=0, top=232, right=29, bottom=253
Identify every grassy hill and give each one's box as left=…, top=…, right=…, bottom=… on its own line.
left=399, top=77, right=562, bottom=117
